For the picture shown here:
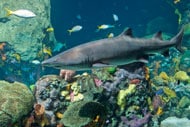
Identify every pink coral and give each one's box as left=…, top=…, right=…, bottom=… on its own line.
left=70, top=91, right=75, bottom=102
left=60, top=69, right=76, bottom=81
left=94, top=78, right=103, bottom=87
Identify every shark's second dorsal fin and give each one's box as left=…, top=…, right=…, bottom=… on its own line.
left=153, top=31, right=163, bottom=40
left=120, top=28, right=133, bottom=37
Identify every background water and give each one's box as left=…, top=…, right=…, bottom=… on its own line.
left=0, top=0, right=186, bottom=86
left=50, top=0, right=179, bottom=49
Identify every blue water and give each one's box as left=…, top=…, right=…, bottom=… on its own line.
left=51, top=0, right=179, bottom=49
left=0, top=0, right=184, bottom=86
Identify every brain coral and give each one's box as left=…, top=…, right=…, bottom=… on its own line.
left=60, top=101, right=107, bottom=127
left=0, top=81, right=35, bottom=126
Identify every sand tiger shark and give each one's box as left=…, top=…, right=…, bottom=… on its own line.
left=42, top=28, right=184, bottom=70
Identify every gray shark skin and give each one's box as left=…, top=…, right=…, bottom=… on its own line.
left=42, top=28, right=184, bottom=70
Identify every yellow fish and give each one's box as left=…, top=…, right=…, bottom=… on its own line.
left=174, top=0, right=180, bottom=4
left=98, top=24, right=114, bottom=30
left=46, top=27, right=54, bottom=32
left=12, top=53, right=21, bottom=62
left=107, top=33, right=114, bottom=38
left=43, top=46, right=52, bottom=56
left=156, top=106, right=163, bottom=115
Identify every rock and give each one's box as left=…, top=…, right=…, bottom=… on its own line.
left=0, top=0, right=56, bottom=61
left=0, top=80, right=35, bottom=126
left=35, top=75, right=69, bottom=125
left=160, top=117, right=190, bottom=127
left=60, top=101, right=107, bottom=127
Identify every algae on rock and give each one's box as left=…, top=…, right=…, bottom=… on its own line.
left=0, top=80, right=35, bottom=126
left=61, top=101, right=107, bottom=127
left=0, top=0, right=56, bottom=61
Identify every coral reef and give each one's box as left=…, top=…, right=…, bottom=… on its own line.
left=0, top=81, right=35, bottom=126
left=23, top=44, right=190, bottom=127
left=1, top=1, right=190, bottom=127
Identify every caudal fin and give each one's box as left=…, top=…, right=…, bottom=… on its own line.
left=170, top=27, right=184, bottom=52
left=67, top=29, right=72, bottom=35
left=4, top=8, right=13, bottom=16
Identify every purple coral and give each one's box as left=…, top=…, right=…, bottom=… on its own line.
left=152, top=95, right=164, bottom=111
left=120, top=113, right=151, bottom=127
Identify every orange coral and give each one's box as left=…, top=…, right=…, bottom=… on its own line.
left=57, top=124, right=63, bottom=127
left=1, top=54, right=6, bottom=61
left=25, top=103, right=50, bottom=127
left=34, top=103, right=45, bottom=116
left=130, top=79, right=141, bottom=84
left=0, top=42, right=6, bottom=50
left=0, top=42, right=6, bottom=61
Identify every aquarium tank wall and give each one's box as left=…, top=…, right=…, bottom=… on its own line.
left=0, top=0, right=190, bottom=127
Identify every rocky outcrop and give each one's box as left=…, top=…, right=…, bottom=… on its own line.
left=0, top=0, right=56, bottom=61
left=0, top=81, right=35, bottom=127
left=160, top=117, right=190, bottom=127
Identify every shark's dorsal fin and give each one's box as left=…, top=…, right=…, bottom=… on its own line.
left=120, top=28, right=133, bottom=37
left=153, top=31, right=163, bottom=40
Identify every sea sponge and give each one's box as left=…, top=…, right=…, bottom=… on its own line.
left=56, top=112, right=63, bottom=119
left=61, top=90, right=69, bottom=96
left=71, top=82, right=81, bottom=95
left=163, top=87, right=176, bottom=98
left=117, top=84, right=136, bottom=110
left=73, top=93, right=84, bottom=102
left=174, top=71, right=189, bottom=81
left=159, top=72, right=169, bottom=80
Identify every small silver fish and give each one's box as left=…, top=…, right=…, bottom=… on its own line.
left=68, top=25, right=83, bottom=35
left=113, top=14, right=119, bottom=21
left=31, top=60, right=41, bottom=65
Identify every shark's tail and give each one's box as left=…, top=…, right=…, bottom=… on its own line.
left=170, top=27, right=184, bottom=52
